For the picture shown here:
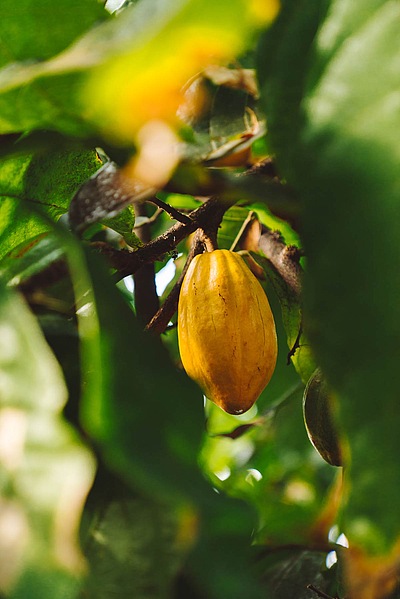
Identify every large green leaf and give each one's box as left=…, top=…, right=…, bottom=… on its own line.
left=0, top=0, right=108, bottom=135
left=258, top=0, right=400, bottom=559
left=0, top=280, right=95, bottom=599
left=72, top=248, right=205, bottom=500
left=0, top=149, right=101, bottom=259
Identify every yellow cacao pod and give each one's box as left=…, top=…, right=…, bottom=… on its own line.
left=177, top=249, right=278, bottom=414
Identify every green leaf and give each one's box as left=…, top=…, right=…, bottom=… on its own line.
left=74, top=248, right=206, bottom=501
left=251, top=252, right=316, bottom=384
left=102, top=205, right=142, bottom=249
left=217, top=206, right=251, bottom=249
left=0, top=149, right=101, bottom=260
left=0, top=234, right=63, bottom=284
left=248, top=201, right=300, bottom=247
left=0, top=280, right=95, bottom=599
left=0, top=1, right=107, bottom=64
left=0, top=0, right=108, bottom=135
left=256, top=0, right=330, bottom=182
left=259, top=0, right=400, bottom=554
left=81, top=475, right=186, bottom=599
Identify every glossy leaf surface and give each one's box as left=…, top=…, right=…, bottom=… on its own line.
left=0, top=149, right=101, bottom=259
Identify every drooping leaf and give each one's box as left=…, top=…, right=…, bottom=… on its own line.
left=0, top=280, right=95, bottom=599
left=258, top=0, right=400, bottom=584
left=303, top=369, right=343, bottom=467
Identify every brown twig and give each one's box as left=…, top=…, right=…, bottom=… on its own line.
left=94, top=196, right=231, bottom=280
left=307, top=584, right=340, bottom=599
left=147, top=196, right=192, bottom=224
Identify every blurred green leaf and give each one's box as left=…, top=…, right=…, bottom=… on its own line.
left=0, top=0, right=278, bottom=142
left=0, top=234, right=63, bottom=284
left=258, top=0, right=400, bottom=555
left=0, top=0, right=108, bottom=135
left=0, top=149, right=101, bottom=260
left=256, top=0, right=329, bottom=182
left=0, top=1, right=107, bottom=64
left=0, top=280, right=95, bottom=599
left=74, top=249, right=205, bottom=500
left=38, top=314, right=82, bottom=428
left=81, top=473, right=185, bottom=599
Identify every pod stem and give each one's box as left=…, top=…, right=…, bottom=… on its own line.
left=200, top=229, right=218, bottom=252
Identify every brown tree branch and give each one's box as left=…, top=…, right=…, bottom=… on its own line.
left=258, top=226, right=303, bottom=299
left=93, top=196, right=232, bottom=280
left=15, top=159, right=300, bottom=320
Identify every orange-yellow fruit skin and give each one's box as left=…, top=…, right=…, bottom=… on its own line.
left=177, top=249, right=277, bottom=414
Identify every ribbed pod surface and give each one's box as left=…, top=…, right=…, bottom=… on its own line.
left=178, top=249, right=277, bottom=414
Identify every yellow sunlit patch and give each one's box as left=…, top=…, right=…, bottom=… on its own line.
left=175, top=504, right=199, bottom=550
left=84, top=0, right=281, bottom=145
left=249, top=0, right=280, bottom=24
left=86, top=27, right=239, bottom=143
left=122, top=120, right=180, bottom=188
